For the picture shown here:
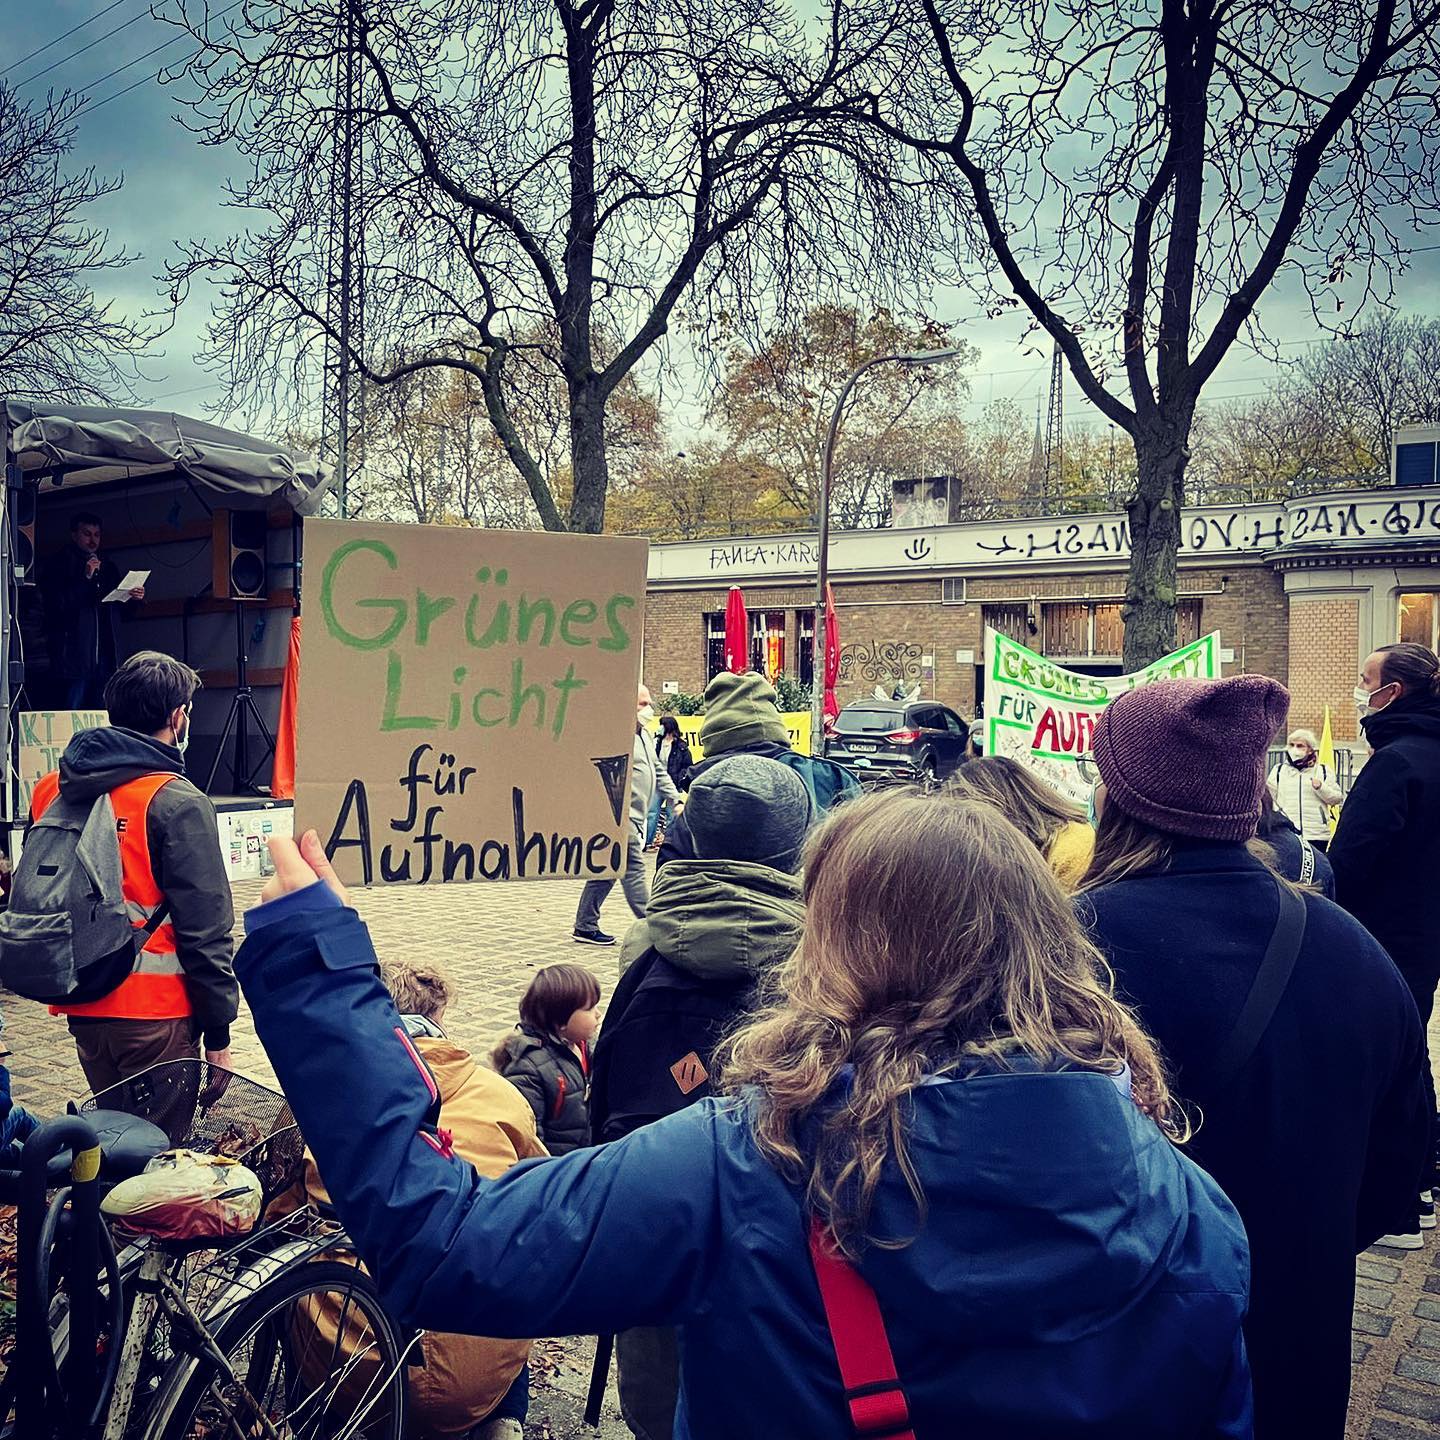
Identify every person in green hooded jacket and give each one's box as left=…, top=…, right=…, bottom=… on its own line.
left=656, top=671, right=857, bottom=870
left=589, top=752, right=813, bottom=1440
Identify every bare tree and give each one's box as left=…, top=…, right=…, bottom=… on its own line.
left=1300, top=313, right=1440, bottom=472
left=361, top=339, right=661, bottom=524
left=163, top=0, right=911, bottom=533
left=606, top=444, right=789, bottom=539
left=1186, top=385, right=1365, bottom=501
left=0, top=86, right=153, bottom=401
left=848, top=0, right=1440, bottom=664
left=709, top=304, right=975, bottom=528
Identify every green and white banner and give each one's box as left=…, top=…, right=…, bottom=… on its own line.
left=983, top=629, right=1222, bottom=803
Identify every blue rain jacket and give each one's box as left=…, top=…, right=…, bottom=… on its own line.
left=236, top=902, right=1252, bottom=1440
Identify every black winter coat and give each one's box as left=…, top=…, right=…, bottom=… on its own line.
left=654, top=734, right=694, bottom=793
left=40, top=545, right=123, bottom=680
left=1256, top=822, right=1335, bottom=899
left=1330, top=690, right=1440, bottom=989
left=589, top=954, right=751, bottom=1144
left=1080, top=841, right=1428, bottom=1440
left=493, top=1026, right=591, bottom=1155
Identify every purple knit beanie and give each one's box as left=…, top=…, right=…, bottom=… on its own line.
left=1091, top=675, right=1290, bottom=841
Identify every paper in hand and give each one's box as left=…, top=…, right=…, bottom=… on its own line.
left=102, top=569, right=149, bottom=602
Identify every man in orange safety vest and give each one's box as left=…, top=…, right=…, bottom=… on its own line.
left=31, top=652, right=237, bottom=1093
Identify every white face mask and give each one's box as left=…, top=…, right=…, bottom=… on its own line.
left=1354, top=683, right=1394, bottom=719
left=174, top=707, right=192, bottom=756
left=1287, top=745, right=1308, bottom=763
left=637, top=704, right=655, bottom=724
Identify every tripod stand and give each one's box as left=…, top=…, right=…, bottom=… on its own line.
left=203, top=605, right=276, bottom=796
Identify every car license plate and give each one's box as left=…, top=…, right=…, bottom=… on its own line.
left=848, top=740, right=878, bottom=752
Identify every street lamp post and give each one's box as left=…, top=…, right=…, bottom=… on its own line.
left=809, top=347, right=970, bottom=757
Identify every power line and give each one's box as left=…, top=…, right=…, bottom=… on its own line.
left=71, top=0, right=244, bottom=119
left=12, top=4, right=156, bottom=91
left=2, top=0, right=133, bottom=76
left=74, top=68, right=166, bottom=118
left=72, top=32, right=190, bottom=105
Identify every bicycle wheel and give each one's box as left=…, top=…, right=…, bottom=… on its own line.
left=149, top=1259, right=407, bottom=1440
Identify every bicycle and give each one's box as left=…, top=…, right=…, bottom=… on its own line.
left=0, top=1059, right=411, bottom=1439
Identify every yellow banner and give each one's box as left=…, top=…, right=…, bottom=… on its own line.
left=652, top=711, right=811, bottom=762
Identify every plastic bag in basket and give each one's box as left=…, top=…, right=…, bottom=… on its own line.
left=100, top=1149, right=263, bottom=1241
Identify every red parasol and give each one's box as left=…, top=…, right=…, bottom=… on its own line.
left=823, top=582, right=841, bottom=723
left=723, top=586, right=750, bottom=673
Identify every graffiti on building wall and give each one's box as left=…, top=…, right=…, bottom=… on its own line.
left=975, top=512, right=1289, bottom=561
left=838, top=641, right=925, bottom=686
left=707, top=540, right=820, bottom=571
left=1288, top=497, right=1440, bottom=544
left=672, top=490, right=1440, bottom=585
left=978, top=520, right=1132, bottom=561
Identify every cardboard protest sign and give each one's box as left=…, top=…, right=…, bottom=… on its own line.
left=983, top=629, right=1221, bottom=803
left=650, top=709, right=810, bottom=761
left=16, top=710, right=109, bottom=811
left=296, top=520, right=648, bottom=886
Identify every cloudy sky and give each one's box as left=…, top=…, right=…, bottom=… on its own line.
left=6, top=1, right=1439, bottom=444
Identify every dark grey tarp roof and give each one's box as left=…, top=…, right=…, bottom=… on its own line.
left=4, top=399, right=329, bottom=515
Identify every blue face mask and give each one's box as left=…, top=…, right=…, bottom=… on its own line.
left=1085, top=787, right=1099, bottom=829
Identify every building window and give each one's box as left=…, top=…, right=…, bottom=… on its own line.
left=758, top=612, right=785, bottom=679
left=1399, top=593, right=1439, bottom=648
left=982, top=603, right=1033, bottom=644
left=1395, top=440, right=1438, bottom=487
left=1093, top=603, right=1125, bottom=656
left=705, top=613, right=726, bottom=681
left=798, top=611, right=815, bottom=688
left=705, top=610, right=786, bottom=683
left=942, top=577, right=966, bottom=605
left=1040, top=599, right=1201, bottom=660
left=1043, top=602, right=1094, bottom=657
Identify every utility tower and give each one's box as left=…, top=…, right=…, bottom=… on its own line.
left=1043, top=342, right=1064, bottom=503
left=321, top=2, right=366, bottom=517
left=1028, top=393, right=1045, bottom=498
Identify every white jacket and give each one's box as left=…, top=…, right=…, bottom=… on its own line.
left=1267, top=759, right=1342, bottom=843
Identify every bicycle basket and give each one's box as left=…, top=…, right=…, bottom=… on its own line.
left=80, top=1060, right=304, bottom=1208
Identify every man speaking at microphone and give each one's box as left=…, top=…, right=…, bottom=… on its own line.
left=41, top=510, right=145, bottom=708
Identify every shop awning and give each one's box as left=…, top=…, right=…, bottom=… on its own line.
left=3, top=399, right=330, bottom=515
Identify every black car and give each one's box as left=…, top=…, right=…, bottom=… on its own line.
left=824, top=700, right=971, bottom=787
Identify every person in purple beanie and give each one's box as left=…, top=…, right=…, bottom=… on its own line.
left=1075, top=674, right=1428, bottom=1440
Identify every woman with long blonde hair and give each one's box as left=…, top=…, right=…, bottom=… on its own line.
left=946, top=753, right=1095, bottom=889
left=235, top=803, right=1251, bottom=1440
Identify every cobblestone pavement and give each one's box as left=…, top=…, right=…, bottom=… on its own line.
left=3, top=865, right=1439, bottom=1439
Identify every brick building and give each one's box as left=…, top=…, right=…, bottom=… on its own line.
left=642, top=483, right=1440, bottom=747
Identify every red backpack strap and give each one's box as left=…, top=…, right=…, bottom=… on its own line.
left=807, top=1217, right=916, bottom=1440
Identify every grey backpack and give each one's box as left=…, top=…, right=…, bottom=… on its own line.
left=0, top=791, right=168, bottom=1004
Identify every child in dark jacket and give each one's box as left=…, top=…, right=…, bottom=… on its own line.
left=492, top=964, right=600, bottom=1155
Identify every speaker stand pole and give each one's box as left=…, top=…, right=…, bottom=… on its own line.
left=203, top=606, right=276, bottom=797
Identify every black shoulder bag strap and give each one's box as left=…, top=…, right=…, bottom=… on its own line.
left=138, top=902, right=171, bottom=940
left=1208, top=878, right=1307, bottom=1094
